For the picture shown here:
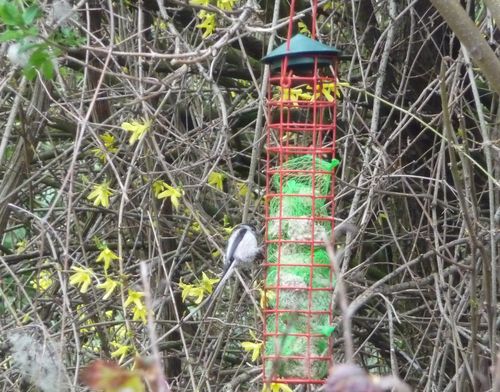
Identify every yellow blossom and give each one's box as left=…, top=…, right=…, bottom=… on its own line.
left=306, top=81, right=350, bottom=101
left=96, top=246, right=119, bottom=273
left=152, top=180, right=168, bottom=198
left=113, top=324, right=132, bottom=342
left=262, top=383, right=293, bottom=392
left=241, top=332, right=262, bottom=362
left=199, top=272, right=220, bottom=294
left=178, top=272, right=220, bottom=304
left=87, top=181, right=113, bottom=208
left=223, top=214, right=233, bottom=235
left=111, top=341, right=133, bottom=363
left=132, top=306, right=147, bottom=323
left=236, top=181, right=249, bottom=197
left=69, top=266, right=93, bottom=293
left=157, top=183, right=183, bottom=210
left=196, top=10, right=216, bottom=38
left=15, top=239, right=27, bottom=254
left=323, top=0, right=334, bottom=10
left=121, top=119, right=152, bottom=145
left=153, top=17, right=168, bottom=31
left=276, top=85, right=312, bottom=104
left=31, top=270, right=53, bottom=292
left=217, top=0, right=235, bottom=10
left=207, top=171, right=225, bottom=191
left=320, top=82, right=338, bottom=102
left=258, top=288, right=276, bottom=309
left=189, top=221, right=201, bottom=233
left=91, top=132, right=118, bottom=161
left=178, top=279, right=205, bottom=304
left=97, top=278, right=120, bottom=299
left=124, top=290, right=145, bottom=309
left=298, top=20, right=311, bottom=37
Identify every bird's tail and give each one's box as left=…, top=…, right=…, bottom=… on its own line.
left=202, top=261, right=236, bottom=318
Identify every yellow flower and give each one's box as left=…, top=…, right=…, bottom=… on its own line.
left=153, top=17, right=168, bottom=31
left=31, top=270, right=53, bottom=292
left=113, top=324, right=132, bottom=341
left=121, top=119, right=152, bottom=145
left=276, top=85, right=312, bottom=105
left=298, top=20, right=311, bottom=37
left=96, top=246, right=119, bottom=273
left=190, top=0, right=209, bottom=4
left=15, top=239, right=27, bottom=254
left=178, top=272, right=220, bottom=304
left=258, top=288, right=276, bottom=309
left=152, top=180, right=168, bottom=197
left=157, top=183, right=183, bottom=210
left=80, top=318, right=96, bottom=336
left=190, top=221, right=201, bottom=233
left=241, top=335, right=262, bottom=362
left=207, top=171, right=225, bottom=191
left=262, top=383, right=293, bottom=392
left=278, top=86, right=301, bottom=102
left=223, top=215, right=233, bottom=235
left=97, top=278, right=120, bottom=300
left=132, top=306, right=147, bottom=323
left=178, top=279, right=205, bottom=304
left=298, top=88, right=314, bottom=100
left=199, top=272, right=220, bottom=295
left=306, top=81, right=350, bottom=101
left=323, top=0, right=333, bottom=10
left=91, top=132, right=118, bottom=161
left=101, top=133, right=118, bottom=149
left=111, top=341, right=133, bottom=363
left=320, top=82, right=338, bottom=102
left=124, top=289, right=145, bottom=309
left=196, top=10, right=216, bottom=38
left=217, top=0, right=235, bottom=10
left=236, top=181, right=253, bottom=198
left=69, top=266, right=93, bottom=293
left=87, top=181, right=113, bottom=208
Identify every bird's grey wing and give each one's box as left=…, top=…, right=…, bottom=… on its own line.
left=225, top=227, right=248, bottom=266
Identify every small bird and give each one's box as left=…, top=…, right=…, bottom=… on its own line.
left=164, top=224, right=261, bottom=336
left=201, top=223, right=262, bottom=315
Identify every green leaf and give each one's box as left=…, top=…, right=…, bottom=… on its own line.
left=55, top=26, right=85, bottom=47
left=0, top=29, right=24, bottom=42
left=41, top=59, right=54, bottom=79
left=0, top=1, right=23, bottom=26
left=28, top=46, right=48, bottom=67
left=22, top=65, right=37, bottom=80
left=22, top=5, right=40, bottom=25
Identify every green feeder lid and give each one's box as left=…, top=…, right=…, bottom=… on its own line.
left=262, top=34, right=340, bottom=69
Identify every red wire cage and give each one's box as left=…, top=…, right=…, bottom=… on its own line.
left=261, top=10, right=340, bottom=387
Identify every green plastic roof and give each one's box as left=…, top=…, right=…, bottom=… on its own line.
left=262, top=34, right=340, bottom=65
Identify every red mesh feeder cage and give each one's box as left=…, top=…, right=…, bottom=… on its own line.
left=261, top=32, right=341, bottom=386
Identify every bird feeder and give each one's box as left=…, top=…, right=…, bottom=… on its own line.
left=261, top=32, right=340, bottom=385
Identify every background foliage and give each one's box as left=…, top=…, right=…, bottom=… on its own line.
left=0, top=0, right=498, bottom=391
